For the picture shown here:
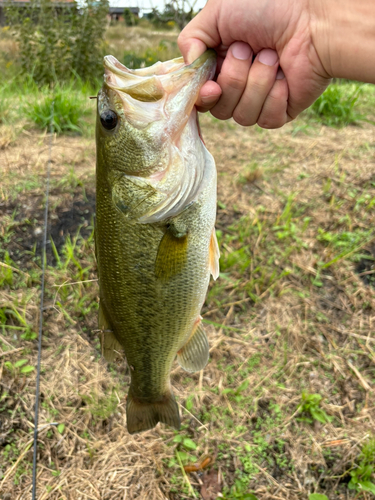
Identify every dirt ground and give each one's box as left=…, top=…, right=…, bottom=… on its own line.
left=0, top=113, right=375, bottom=500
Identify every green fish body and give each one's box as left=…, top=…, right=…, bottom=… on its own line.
left=95, top=51, right=219, bottom=434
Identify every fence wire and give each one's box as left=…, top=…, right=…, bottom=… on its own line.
left=31, top=100, right=54, bottom=500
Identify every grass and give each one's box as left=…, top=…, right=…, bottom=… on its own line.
left=297, top=392, right=333, bottom=425
left=0, top=24, right=375, bottom=500
left=348, top=438, right=375, bottom=494
left=308, top=83, right=366, bottom=127
left=27, top=88, right=90, bottom=134
left=0, top=75, right=97, bottom=142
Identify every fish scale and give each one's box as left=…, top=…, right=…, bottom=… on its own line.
left=95, top=50, right=219, bottom=434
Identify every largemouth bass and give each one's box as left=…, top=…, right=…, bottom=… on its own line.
left=95, top=50, right=219, bottom=434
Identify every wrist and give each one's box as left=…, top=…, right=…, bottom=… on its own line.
left=310, top=0, right=375, bottom=83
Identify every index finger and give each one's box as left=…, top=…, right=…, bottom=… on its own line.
left=178, top=2, right=221, bottom=63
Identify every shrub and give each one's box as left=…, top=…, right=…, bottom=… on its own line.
left=5, top=0, right=108, bottom=86
left=123, top=8, right=138, bottom=26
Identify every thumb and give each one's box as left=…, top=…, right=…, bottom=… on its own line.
left=178, top=1, right=221, bottom=64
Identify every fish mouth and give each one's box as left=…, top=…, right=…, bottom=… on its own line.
left=103, top=50, right=217, bottom=103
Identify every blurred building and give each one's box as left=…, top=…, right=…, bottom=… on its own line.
left=108, top=5, right=139, bottom=22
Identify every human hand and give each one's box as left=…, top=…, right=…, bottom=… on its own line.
left=178, top=0, right=331, bottom=128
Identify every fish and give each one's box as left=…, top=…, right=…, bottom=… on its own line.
left=95, top=50, right=219, bottom=434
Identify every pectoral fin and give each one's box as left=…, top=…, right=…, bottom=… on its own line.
left=209, top=228, right=220, bottom=280
left=155, top=228, right=188, bottom=280
left=98, top=302, right=123, bottom=362
left=177, top=317, right=209, bottom=373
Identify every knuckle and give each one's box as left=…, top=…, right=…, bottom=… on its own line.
left=249, top=76, right=273, bottom=94
left=267, top=84, right=288, bottom=102
left=257, top=107, right=286, bottom=129
left=257, top=117, right=285, bottom=129
left=211, top=107, right=231, bottom=121
left=222, top=72, right=247, bottom=92
left=233, top=110, right=255, bottom=127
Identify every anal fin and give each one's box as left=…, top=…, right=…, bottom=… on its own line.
left=177, top=317, right=209, bottom=373
left=126, top=389, right=180, bottom=434
left=209, top=228, right=220, bottom=280
left=98, top=301, right=123, bottom=362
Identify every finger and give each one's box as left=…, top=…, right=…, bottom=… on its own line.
left=232, top=49, right=279, bottom=127
left=286, top=77, right=329, bottom=122
left=178, top=1, right=221, bottom=63
left=209, top=42, right=253, bottom=120
left=257, top=70, right=288, bottom=129
left=195, top=81, right=222, bottom=112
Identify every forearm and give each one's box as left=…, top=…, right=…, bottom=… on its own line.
left=311, top=0, right=375, bottom=83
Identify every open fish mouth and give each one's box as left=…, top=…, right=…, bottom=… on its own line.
left=97, top=50, right=217, bottom=224
left=103, top=50, right=217, bottom=103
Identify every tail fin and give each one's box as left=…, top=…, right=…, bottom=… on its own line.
left=126, top=389, right=181, bottom=434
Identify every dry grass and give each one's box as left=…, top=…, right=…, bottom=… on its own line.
left=105, top=24, right=180, bottom=62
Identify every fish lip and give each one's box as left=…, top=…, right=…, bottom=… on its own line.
left=102, top=50, right=217, bottom=97
left=187, top=49, right=216, bottom=73
left=103, top=49, right=216, bottom=78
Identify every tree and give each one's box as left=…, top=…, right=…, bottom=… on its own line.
left=123, top=8, right=138, bottom=26
left=151, top=0, right=198, bottom=31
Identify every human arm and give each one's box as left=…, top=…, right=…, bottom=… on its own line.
left=178, top=0, right=375, bottom=128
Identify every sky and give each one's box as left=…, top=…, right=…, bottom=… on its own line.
left=109, top=0, right=208, bottom=12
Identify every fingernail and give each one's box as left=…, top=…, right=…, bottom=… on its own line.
left=231, top=42, right=252, bottom=61
left=276, top=68, right=285, bottom=79
left=258, top=49, right=278, bottom=66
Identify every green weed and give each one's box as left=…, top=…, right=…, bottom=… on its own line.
left=0, top=97, right=11, bottom=124
left=4, top=359, right=35, bottom=377
left=309, top=83, right=365, bottom=127
left=297, top=392, right=332, bottom=425
left=80, top=390, right=118, bottom=422
left=173, top=434, right=198, bottom=451
left=348, top=438, right=375, bottom=494
left=317, top=228, right=374, bottom=266
left=222, top=379, right=249, bottom=403
left=1, top=442, right=20, bottom=462
left=58, top=167, right=84, bottom=190
left=221, top=489, right=258, bottom=500
left=308, top=495, right=329, bottom=500
left=27, top=88, right=89, bottom=134
left=0, top=252, right=14, bottom=286
left=1, top=292, right=37, bottom=341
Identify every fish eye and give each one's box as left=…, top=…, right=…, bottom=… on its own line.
left=100, top=109, right=118, bottom=130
